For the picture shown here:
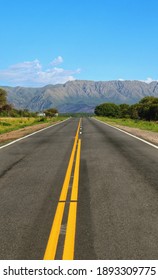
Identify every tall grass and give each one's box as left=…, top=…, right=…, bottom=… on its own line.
left=0, top=116, right=67, bottom=134
left=95, top=116, right=158, bottom=132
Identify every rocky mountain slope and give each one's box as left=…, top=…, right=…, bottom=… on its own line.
left=2, top=80, right=158, bottom=113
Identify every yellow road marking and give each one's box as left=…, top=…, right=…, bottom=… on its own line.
left=62, top=139, right=81, bottom=260
left=43, top=120, right=81, bottom=260
left=71, top=139, right=81, bottom=201
left=59, top=120, right=81, bottom=201
left=59, top=137, right=77, bottom=201
left=43, top=202, right=65, bottom=260
left=62, top=202, right=77, bottom=260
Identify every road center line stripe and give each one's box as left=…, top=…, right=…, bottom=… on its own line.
left=71, top=139, right=81, bottom=201
left=43, top=120, right=81, bottom=260
left=62, top=202, right=77, bottom=260
left=62, top=139, right=81, bottom=260
left=59, top=121, right=81, bottom=201
left=43, top=202, right=65, bottom=260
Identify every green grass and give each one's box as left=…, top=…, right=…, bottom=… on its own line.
left=0, top=116, right=68, bottom=134
left=95, top=116, right=158, bottom=132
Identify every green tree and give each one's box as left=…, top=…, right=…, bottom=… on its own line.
left=94, top=104, right=104, bottom=116
left=129, top=104, right=140, bottom=119
left=44, top=108, right=58, bottom=117
left=139, top=96, right=158, bottom=105
left=119, top=103, right=130, bottom=118
left=138, top=96, right=158, bottom=121
left=1, top=104, right=13, bottom=116
left=0, top=88, right=7, bottom=108
left=95, top=103, right=120, bottom=117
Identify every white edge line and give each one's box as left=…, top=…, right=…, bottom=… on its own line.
left=0, top=118, right=70, bottom=150
left=93, top=117, right=158, bottom=150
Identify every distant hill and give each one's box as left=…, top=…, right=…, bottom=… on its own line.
left=2, top=80, right=158, bottom=113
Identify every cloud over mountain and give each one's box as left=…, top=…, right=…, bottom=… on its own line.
left=0, top=58, right=80, bottom=86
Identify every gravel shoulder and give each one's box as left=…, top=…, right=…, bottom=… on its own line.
left=110, top=123, right=158, bottom=146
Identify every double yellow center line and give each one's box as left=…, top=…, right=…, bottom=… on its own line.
left=43, top=119, right=81, bottom=260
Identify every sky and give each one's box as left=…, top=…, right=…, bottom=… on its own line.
left=0, top=0, right=158, bottom=87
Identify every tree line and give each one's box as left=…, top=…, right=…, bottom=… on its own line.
left=0, top=88, right=58, bottom=117
left=95, top=96, right=158, bottom=121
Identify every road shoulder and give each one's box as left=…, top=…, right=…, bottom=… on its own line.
left=93, top=118, right=158, bottom=146
left=0, top=120, right=66, bottom=145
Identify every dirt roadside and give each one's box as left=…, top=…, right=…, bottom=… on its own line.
left=0, top=121, right=60, bottom=144
left=109, top=124, right=158, bottom=146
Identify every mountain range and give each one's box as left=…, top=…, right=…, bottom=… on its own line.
left=2, top=80, right=158, bottom=113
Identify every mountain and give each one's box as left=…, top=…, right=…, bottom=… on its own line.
left=2, top=80, right=158, bottom=113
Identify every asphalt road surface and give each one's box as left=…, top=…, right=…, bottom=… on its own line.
left=0, top=117, right=158, bottom=260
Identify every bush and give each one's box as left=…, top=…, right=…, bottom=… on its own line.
left=95, top=103, right=120, bottom=117
left=44, top=108, right=58, bottom=117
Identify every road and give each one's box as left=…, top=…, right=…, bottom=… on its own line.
left=0, top=117, right=158, bottom=260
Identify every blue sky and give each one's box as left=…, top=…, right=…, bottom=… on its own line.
left=0, top=0, right=158, bottom=86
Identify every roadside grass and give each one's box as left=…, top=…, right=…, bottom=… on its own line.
left=0, top=116, right=67, bottom=134
left=95, top=116, right=158, bottom=132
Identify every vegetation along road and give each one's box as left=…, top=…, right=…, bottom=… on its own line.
left=0, top=117, right=158, bottom=259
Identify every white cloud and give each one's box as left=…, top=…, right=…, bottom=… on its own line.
left=0, top=58, right=80, bottom=86
left=51, top=56, right=64, bottom=66
left=141, top=77, right=158, bottom=84
left=118, top=78, right=125, bottom=81
left=118, top=77, right=158, bottom=84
